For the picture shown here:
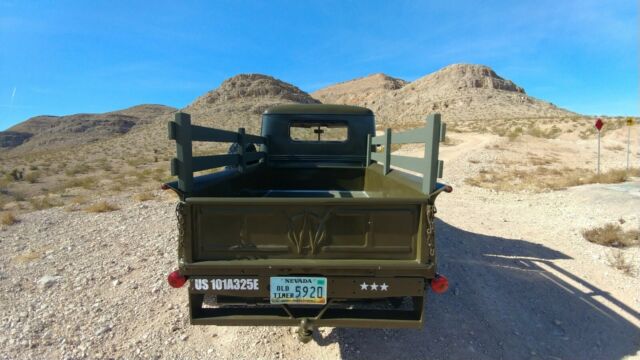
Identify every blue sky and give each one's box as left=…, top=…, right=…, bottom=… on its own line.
left=0, top=0, right=637, bottom=130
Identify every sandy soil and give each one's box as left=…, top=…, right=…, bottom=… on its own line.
left=1, top=128, right=639, bottom=360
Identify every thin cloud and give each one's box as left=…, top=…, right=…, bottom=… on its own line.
left=10, top=86, right=16, bottom=105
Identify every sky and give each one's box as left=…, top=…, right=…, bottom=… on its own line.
left=0, top=0, right=637, bottom=130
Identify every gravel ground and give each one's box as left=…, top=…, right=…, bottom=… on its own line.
left=1, top=185, right=638, bottom=360
left=2, top=132, right=639, bottom=359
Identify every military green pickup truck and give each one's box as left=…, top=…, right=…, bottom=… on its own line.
left=163, top=104, right=450, bottom=342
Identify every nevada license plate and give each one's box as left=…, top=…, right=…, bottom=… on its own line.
left=270, top=277, right=327, bottom=305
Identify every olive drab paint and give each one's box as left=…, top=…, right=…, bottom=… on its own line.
left=163, top=104, right=450, bottom=339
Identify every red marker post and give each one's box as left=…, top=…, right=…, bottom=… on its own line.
left=595, top=118, right=603, bottom=176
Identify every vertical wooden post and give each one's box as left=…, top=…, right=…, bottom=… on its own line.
left=384, top=128, right=392, bottom=174
left=423, top=113, right=441, bottom=194
left=238, top=127, right=246, bottom=173
left=175, top=112, right=193, bottom=194
left=597, top=131, right=601, bottom=176
left=365, top=134, right=372, bottom=166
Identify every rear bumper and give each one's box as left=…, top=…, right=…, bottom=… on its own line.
left=180, top=259, right=436, bottom=278
left=189, top=292, right=425, bottom=328
left=182, top=259, right=435, bottom=328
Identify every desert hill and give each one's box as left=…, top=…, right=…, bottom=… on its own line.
left=0, top=104, right=176, bottom=152
left=313, top=64, right=575, bottom=126
left=183, top=74, right=320, bottom=135
left=311, top=73, right=407, bottom=106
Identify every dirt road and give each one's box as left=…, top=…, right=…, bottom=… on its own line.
left=1, top=181, right=638, bottom=360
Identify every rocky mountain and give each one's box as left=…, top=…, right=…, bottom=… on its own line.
left=312, top=73, right=407, bottom=106
left=0, top=104, right=176, bottom=152
left=1, top=65, right=577, bottom=155
left=313, top=64, right=574, bottom=126
left=183, top=74, right=320, bottom=134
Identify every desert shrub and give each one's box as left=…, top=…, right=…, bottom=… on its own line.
left=442, top=136, right=455, bottom=146
left=526, top=125, right=561, bottom=139
left=6, top=169, right=24, bottom=181
left=506, top=127, right=523, bottom=141
left=62, top=176, right=97, bottom=190
left=134, top=192, right=155, bottom=202
left=64, top=163, right=92, bottom=176
left=1, top=212, right=18, bottom=225
left=605, top=145, right=625, bottom=151
left=10, top=191, right=26, bottom=202
left=29, top=196, right=62, bottom=210
left=582, top=224, right=640, bottom=248
left=588, top=169, right=628, bottom=184
left=24, top=171, right=40, bottom=183
left=464, top=167, right=638, bottom=192
left=126, top=157, right=148, bottom=167
left=12, top=249, right=42, bottom=263
left=85, top=201, right=119, bottom=213
left=607, top=250, right=637, bottom=276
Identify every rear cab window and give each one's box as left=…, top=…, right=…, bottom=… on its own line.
left=289, top=121, right=349, bottom=142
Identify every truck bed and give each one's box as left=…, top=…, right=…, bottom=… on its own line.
left=178, top=164, right=433, bottom=264
left=259, top=190, right=371, bottom=198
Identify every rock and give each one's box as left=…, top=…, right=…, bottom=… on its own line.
left=37, top=275, right=61, bottom=289
left=95, top=325, right=112, bottom=337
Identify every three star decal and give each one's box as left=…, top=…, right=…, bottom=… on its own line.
left=360, top=281, right=389, bottom=291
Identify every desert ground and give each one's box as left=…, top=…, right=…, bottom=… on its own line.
left=1, top=118, right=639, bottom=359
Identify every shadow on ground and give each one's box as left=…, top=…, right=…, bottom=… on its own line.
left=315, top=219, right=640, bottom=360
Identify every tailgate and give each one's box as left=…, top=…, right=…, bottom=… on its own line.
left=182, top=197, right=425, bottom=262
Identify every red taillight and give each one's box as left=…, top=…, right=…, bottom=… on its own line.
left=443, top=185, right=453, bottom=193
left=430, top=274, right=449, bottom=294
left=167, top=270, right=187, bottom=288
left=161, top=183, right=170, bottom=190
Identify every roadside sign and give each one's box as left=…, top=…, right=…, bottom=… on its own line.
left=627, top=117, right=635, bottom=126
left=595, top=118, right=603, bottom=175
left=595, top=118, right=603, bottom=131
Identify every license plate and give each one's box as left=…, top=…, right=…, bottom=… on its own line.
left=270, top=277, right=327, bottom=305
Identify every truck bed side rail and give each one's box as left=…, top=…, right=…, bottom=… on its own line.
left=366, top=113, right=445, bottom=194
left=168, top=112, right=267, bottom=194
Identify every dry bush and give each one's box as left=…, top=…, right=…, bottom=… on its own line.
left=10, top=191, right=26, bottom=202
left=24, top=171, right=40, bottom=183
left=506, top=127, right=523, bottom=141
left=1, top=212, right=18, bottom=225
left=64, top=195, right=89, bottom=212
left=607, top=250, right=637, bottom=276
left=85, top=201, right=119, bottom=213
left=29, top=196, right=62, bottom=210
left=526, top=125, right=561, bottom=139
left=12, top=250, right=42, bottom=264
left=134, top=192, right=155, bottom=202
left=605, top=145, right=625, bottom=151
left=465, top=167, right=639, bottom=192
left=126, top=157, right=148, bottom=167
left=589, top=169, right=628, bottom=184
left=71, top=195, right=89, bottom=205
left=442, top=136, right=458, bottom=146
left=110, top=183, right=124, bottom=192
left=529, top=156, right=554, bottom=166
left=64, top=163, right=92, bottom=176
left=61, top=176, right=97, bottom=190
left=582, top=223, right=640, bottom=248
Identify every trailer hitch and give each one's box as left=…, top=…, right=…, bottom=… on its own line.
left=297, top=318, right=314, bottom=343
